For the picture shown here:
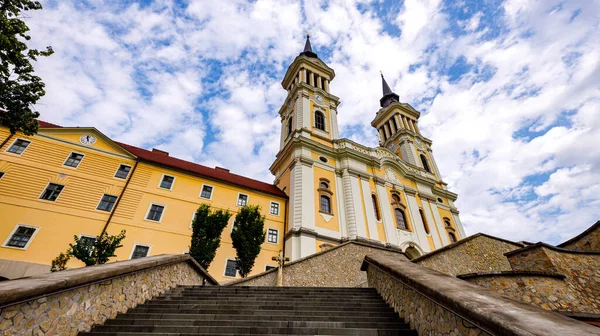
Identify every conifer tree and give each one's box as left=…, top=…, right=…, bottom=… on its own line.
left=231, top=205, right=265, bottom=278
left=70, top=230, right=126, bottom=266
left=189, top=204, right=232, bottom=269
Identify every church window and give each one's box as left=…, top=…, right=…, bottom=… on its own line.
left=420, top=154, right=431, bottom=173
left=419, top=209, right=430, bottom=234
left=371, top=194, right=381, bottom=221
left=319, top=156, right=328, bottom=163
left=320, top=195, right=331, bottom=214
left=320, top=181, right=329, bottom=189
left=394, top=208, right=408, bottom=230
left=287, top=117, right=293, bottom=138
left=315, top=111, right=325, bottom=131
left=391, top=193, right=401, bottom=204
left=444, top=218, right=452, bottom=227
left=448, top=232, right=457, bottom=243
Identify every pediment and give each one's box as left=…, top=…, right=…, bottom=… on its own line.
left=37, top=127, right=135, bottom=159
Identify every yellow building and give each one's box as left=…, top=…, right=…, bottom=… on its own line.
left=0, top=35, right=465, bottom=281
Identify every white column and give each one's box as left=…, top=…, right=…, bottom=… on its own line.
left=341, top=169, right=358, bottom=240
left=400, top=141, right=417, bottom=165
left=351, top=175, right=368, bottom=239
left=335, top=172, right=347, bottom=238
left=452, top=212, right=467, bottom=239
left=330, top=107, right=340, bottom=139
left=290, top=160, right=315, bottom=230
left=376, top=183, right=397, bottom=246
left=429, top=201, right=450, bottom=246
left=422, top=199, right=443, bottom=249
left=361, top=178, right=379, bottom=241
left=404, top=192, right=430, bottom=252
left=301, top=94, right=310, bottom=130
left=395, top=114, right=404, bottom=129
left=383, top=124, right=390, bottom=139
left=427, top=148, right=442, bottom=180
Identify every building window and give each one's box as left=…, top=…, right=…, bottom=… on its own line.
left=287, top=117, right=293, bottom=137
left=267, top=229, right=278, bottom=243
left=159, top=174, right=175, bottom=190
left=7, top=139, right=31, bottom=155
left=0, top=172, right=4, bottom=179
left=97, top=194, right=118, bottom=212
left=444, top=218, right=452, bottom=227
left=131, top=245, right=150, bottom=259
left=200, top=185, right=213, bottom=199
left=146, top=204, right=165, bottom=222
left=237, top=193, right=248, bottom=206
left=391, top=193, right=401, bottom=204
left=4, top=225, right=38, bottom=249
left=394, top=208, right=408, bottom=230
left=371, top=194, right=381, bottom=221
left=315, top=111, right=325, bottom=131
left=448, top=232, right=457, bottom=243
left=265, top=265, right=277, bottom=271
left=320, top=195, right=331, bottom=214
left=420, top=154, right=431, bottom=173
left=77, top=235, right=96, bottom=255
left=270, top=202, right=279, bottom=215
left=39, top=183, right=64, bottom=202
left=63, top=152, right=84, bottom=168
left=419, top=209, right=430, bottom=234
left=320, top=181, right=329, bottom=189
left=224, top=259, right=237, bottom=277
left=114, top=164, right=132, bottom=179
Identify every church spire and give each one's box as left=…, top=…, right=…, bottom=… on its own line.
left=379, top=72, right=400, bottom=108
left=300, top=33, right=318, bottom=58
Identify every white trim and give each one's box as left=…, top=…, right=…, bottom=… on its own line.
left=199, top=184, right=214, bottom=200
left=2, top=224, right=40, bottom=250
left=223, top=258, right=238, bottom=278
left=230, top=217, right=236, bottom=233
left=144, top=203, right=166, bottom=223
left=265, top=265, right=277, bottom=272
left=236, top=192, right=249, bottom=207
left=158, top=174, right=176, bottom=190
left=4, top=138, right=31, bottom=156
left=95, top=193, right=119, bottom=212
left=129, top=243, right=152, bottom=259
left=38, top=182, right=65, bottom=202
left=113, top=164, right=132, bottom=179
left=266, top=228, right=279, bottom=244
left=62, top=151, right=85, bottom=169
left=0, top=171, right=5, bottom=180
left=190, top=211, right=196, bottom=229
left=269, top=201, right=280, bottom=216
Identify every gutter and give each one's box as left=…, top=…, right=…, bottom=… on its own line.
left=100, top=159, right=139, bottom=235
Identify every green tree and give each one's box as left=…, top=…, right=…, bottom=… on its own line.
left=189, top=204, right=232, bottom=269
left=231, top=205, right=265, bottom=278
left=70, top=230, right=126, bottom=266
left=50, top=250, right=70, bottom=272
left=0, top=0, right=53, bottom=144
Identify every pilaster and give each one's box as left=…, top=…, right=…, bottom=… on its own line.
left=361, top=177, right=379, bottom=241
left=341, top=169, right=358, bottom=240
left=376, top=181, right=397, bottom=246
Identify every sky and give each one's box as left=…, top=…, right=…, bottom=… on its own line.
left=25, top=0, right=599, bottom=244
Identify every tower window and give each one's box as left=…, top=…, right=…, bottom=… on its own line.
left=63, top=152, right=84, bottom=168
left=394, top=208, right=408, bottom=230
left=315, top=111, right=325, bottom=131
left=420, top=154, right=431, bottom=173
left=391, top=193, right=401, bottom=204
left=444, top=218, right=452, bottom=227
left=320, top=195, right=331, bottom=214
left=287, top=117, right=293, bottom=138
left=371, top=194, right=381, bottom=221
left=449, top=232, right=457, bottom=243
left=320, top=181, right=329, bottom=189
left=40, top=183, right=64, bottom=202
left=419, top=209, right=430, bottom=234
left=7, top=139, right=31, bottom=155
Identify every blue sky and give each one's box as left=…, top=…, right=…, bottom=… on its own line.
left=27, top=0, right=600, bottom=244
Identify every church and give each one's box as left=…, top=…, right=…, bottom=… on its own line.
left=0, top=36, right=464, bottom=282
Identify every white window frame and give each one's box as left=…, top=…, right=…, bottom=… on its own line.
left=77, top=234, right=97, bottom=255
left=230, top=217, right=236, bottom=233
left=314, top=110, right=328, bottom=133
left=62, top=151, right=85, bottom=169
left=129, top=243, right=152, bottom=259
left=2, top=224, right=39, bottom=250
left=95, top=194, right=119, bottom=212
left=113, top=164, right=132, bottom=179
left=145, top=203, right=166, bottom=223
left=266, top=228, right=279, bottom=244
left=223, top=258, right=238, bottom=278
left=269, top=201, right=280, bottom=216
left=38, top=182, right=65, bottom=202
left=190, top=211, right=196, bottom=229
left=5, top=138, right=31, bottom=156
left=158, top=174, right=176, bottom=190
left=265, top=265, right=277, bottom=272
left=199, top=184, right=214, bottom=200
left=236, top=192, right=249, bottom=207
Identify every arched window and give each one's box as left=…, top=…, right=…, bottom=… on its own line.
left=394, top=208, right=408, bottom=230
left=391, top=194, right=401, bottom=204
left=420, top=154, right=431, bottom=173
left=371, top=194, right=381, bottom=221
left=287, top=117, right=293, bottom=137
left=444, top=218, right=452, bottom=227
left=419, top=209, right=430, bottom=234
left=320, top=181, right=329, bottom=189
left=320, top=195, right=331, bottom=214
left=448, top=232, right=457, bottom=243
left=315, top=111, right=325, bottom=131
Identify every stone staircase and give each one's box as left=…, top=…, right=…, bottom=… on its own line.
left=80, top=286, right=416, bottom=335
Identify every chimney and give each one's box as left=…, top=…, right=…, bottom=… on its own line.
left=151, top=148, right=169, bottom=156
left=215, top=166, right=230, bottom=173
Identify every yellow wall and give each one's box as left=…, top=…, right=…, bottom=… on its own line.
left=313, top=166, right=339, bottom=232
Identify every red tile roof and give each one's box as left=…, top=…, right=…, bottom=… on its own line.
left=38, top=120, right=287, bottom=199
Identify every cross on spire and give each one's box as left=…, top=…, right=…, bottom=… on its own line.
left=379, top=72, right=400, bottom=108
left=300, top=32, right=318, bottom=58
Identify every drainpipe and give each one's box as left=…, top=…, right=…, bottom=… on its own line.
left=0, top=133, right=14, bottom=151
left=100, top=159, right=139, bottom=235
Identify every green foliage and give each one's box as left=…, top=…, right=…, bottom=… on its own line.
left=231, top=205, right=266, bottom=278
left=189, top=204, right=232, bottom=269
left=0, top=0, right=53, bottom=135
left=70, top=230, right=126, bottom=266
left=50, top=250, right=70, bottom=272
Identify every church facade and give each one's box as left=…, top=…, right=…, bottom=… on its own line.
left=272, top=36, right=465, bottom=260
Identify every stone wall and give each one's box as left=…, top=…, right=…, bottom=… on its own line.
left=362, top=255, right=600, bottom=336
left=229, top=241, right=407, bottom=287
left=0, top=254, right=213, bottom=335
left=414, top=234, right=522, bottom=276
left=558, top=221, right=600, bottom=252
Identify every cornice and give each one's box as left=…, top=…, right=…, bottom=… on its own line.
left=282, top=57, right=336, bottom=90
left=371, top=101, right=421, bottom=126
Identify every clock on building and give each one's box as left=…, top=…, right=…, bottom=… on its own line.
left=80, top=135, right=96, bottom=145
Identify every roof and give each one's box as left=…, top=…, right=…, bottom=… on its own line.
left=556, top=220, right=600, bottom=248
left=38, top=120, right=287, bottom=199
left=411, top=233, right=523, bottom=263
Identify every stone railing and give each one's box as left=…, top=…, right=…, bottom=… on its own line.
left=0, top=254, right=216, bottom=335
left=361, top=255, right=600, bottom=336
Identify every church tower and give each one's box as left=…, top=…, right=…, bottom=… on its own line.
left=271, top=37, right=466, bottom=261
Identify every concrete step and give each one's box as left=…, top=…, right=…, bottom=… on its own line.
left=113, top=312, right=403, bottom=323
left=88, top=325, right=414, bottom=335
left=103, top=319, right=410, bottom=329
left=138, top=302, right=392, bottom=310
left=151, top=297, right=386, bottom=304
